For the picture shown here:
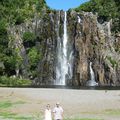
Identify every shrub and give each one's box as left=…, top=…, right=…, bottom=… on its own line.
left=23, top=32, right=35, bottom=42
left=0, top=20, right=7, bottom=35
left=0, top=76, right=32, bottom=86
left=15, top=15, right=25, bottom=25
left=28, top=47, right=41, bottom=67
left=107, top=56, right=118, bottom=68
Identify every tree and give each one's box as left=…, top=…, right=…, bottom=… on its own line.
left=74, top=0, right=120, bottom=32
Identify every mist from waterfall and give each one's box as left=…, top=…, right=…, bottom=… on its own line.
left=56, top=11, right=73, bottom=85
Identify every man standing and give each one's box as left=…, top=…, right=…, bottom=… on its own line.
left=53, top=102, right=63, bottom=120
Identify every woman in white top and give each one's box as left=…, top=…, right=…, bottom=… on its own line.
left=44, top=104, right=52, bottom=120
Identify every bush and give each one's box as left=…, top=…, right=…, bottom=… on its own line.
left=107, top=56, right=118, bottom=68
left=23, top=32, right=35, bottom=42
left=0, top=76, right=32, bottom=86
left=28, top=47, right=41, bottom=67
left=15, top=15, right=25, bottom=25
left=0, top=20, right=7, bottom=35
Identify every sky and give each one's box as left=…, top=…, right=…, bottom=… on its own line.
left=46, top=0, right=89, bottom=11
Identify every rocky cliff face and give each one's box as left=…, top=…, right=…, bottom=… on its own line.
left=8, top=10, right=120, bottom=86
left=8, top=10, right=65, bottom=85
left=67, top=10, right=120, bottom=86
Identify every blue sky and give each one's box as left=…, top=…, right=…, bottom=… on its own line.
left=46, top=0, right=89, bottom=11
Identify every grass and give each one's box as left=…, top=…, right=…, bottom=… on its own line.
left=0, top=101, right=13, bottom=108
left=0, top=111, right=103, bottom=120
left=31, top=112, right=43, bottom=120
left=64, top=118, right=103, bottom=120
left=0, top=100, right=37, bottom=120
left=104, top=109, right=120, bottom=116
left=14, top=101, right=26, bottom=105
left=0, top=100, right=25, bottom=109
left=64, top=115, right=103, bottom=120
left=1, top=101, right=119, bottom=120
left=0, top=111, right=33, bottom=120
left=0, top=100, right=41, bottom=120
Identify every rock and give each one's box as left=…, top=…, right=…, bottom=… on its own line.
left=68, top=10, right=120, bottom=86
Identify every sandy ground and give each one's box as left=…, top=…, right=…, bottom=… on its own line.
left=0, top=88, right=120, bottom=120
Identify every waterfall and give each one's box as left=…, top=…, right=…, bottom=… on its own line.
left=90, top=62, right=95, bottom=82
left=77, top=16, right=81, bottom=23
left=107, top=21, right=111, bottom=36
left=86, top=62, right=98, bottom=86
left=56, top=11, right=73, bottom=85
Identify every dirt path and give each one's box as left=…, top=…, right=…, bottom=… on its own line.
left=0, top=88, right=120, bottom=120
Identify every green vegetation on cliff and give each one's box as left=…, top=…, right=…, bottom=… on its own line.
left=75, top=0, right=120, bottom=33
left=0, top=0, right=48, bottom=25
left=0, top=0, right=48, bottom=86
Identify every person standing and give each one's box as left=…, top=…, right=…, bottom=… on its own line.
left=53, top=102, right=63, bottom=120
left=44, top=104, right=52, bottom=120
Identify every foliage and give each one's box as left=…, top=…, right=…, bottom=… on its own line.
left=74, top=0, right=120, bottom=32
left=36, top=0, right=46, bottom=12
left=27, top=47, right=41, bottom=78
left=14, top=48, right=23, bottom=69
left=23, top=32, right=35, bottom=42
left=0, top=0, right=48, bottom=25
left=107, top=56, right=118, bottom=68
left=0, top=0, right=49, bottom=83
left=28, top=47, right=41, bottom=67
left=0, top=76, right=32, bottom=86
left=0, top=20, right=7, bottom=35
left=0, top=19, right=8, bottom=48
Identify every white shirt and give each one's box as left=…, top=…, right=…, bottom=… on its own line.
left=44, top=109, right=52, bottom=120
left=53, top=106, right=63, bottom=120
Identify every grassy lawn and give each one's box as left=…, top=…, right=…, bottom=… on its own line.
left=0, top=112, right=33, bottom=120
left=104, top=109, right=120, bottom=116
left=0, top=100, right=26, bottom=109
left=0, top=100, right=31, bottom=120
left=64, top=118, right=103, bottom=120
left=0, top=100, right=119, bottom=120
left=0, top=112, right=104, bottom=120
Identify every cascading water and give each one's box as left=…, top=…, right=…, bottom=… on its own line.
left=107, top=21, right=111, bottom=37
left=77, top=16, right=81, bottom=23
left=86, top=62, right=98, bottom=86
left=90, top=62, right=95, bottom=82
left=56, top=11, right=73, bottom=85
